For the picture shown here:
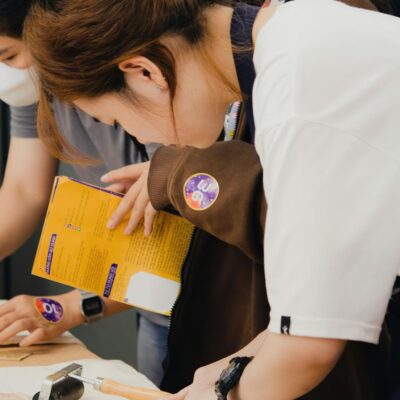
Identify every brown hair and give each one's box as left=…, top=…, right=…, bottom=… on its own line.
left=24, top=0, right=236, bottom=163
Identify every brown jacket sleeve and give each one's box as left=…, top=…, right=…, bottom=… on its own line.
left=148, top=140, right=266, bottom=263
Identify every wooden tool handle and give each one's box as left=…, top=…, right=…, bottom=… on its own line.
left=101, top=379, right=170, bottom=400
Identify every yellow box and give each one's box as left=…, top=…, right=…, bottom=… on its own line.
left=32, top=176, right=194, bottom=315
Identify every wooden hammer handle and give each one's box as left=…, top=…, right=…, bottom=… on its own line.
left=101, top=379, right=170, bottom=400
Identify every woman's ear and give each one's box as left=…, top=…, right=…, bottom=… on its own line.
left=119, top=56, right=168, bottom=91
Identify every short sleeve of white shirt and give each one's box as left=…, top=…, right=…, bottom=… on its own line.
left=253, top=0, right=400, bottom=344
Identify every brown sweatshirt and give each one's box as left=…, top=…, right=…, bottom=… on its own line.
left=150, top=121, right=389, bottom=400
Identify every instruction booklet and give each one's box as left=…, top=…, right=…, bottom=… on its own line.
left=32, top=176, right=194, bottom=315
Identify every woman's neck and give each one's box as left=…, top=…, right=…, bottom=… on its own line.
left=173, top=5, right=245, bottom=148
left=188, top=4, right=279, bottom=148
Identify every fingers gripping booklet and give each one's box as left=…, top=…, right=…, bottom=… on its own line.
left=32, top=176, right=195, bottom=316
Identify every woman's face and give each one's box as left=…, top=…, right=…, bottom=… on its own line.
left=75, top=93, right=179, bottom=146
left=0, top=36, right=32, bottom=68
left=75, top=53, right=232, bottom=148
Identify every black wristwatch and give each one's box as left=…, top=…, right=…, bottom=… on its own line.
left=80, top=291, right=104, bottom=324
left=215, top=356, right=254, bottom=400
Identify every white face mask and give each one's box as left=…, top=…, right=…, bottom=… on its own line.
left=0, top=62, right=39, bottom=107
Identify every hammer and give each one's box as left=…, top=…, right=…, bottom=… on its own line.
left=69, top=372, right=170, bottom=399
left=34, top=363, right=170, bottom=400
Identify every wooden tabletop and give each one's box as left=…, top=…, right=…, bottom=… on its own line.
left=0, top=342, right=97, bottom=367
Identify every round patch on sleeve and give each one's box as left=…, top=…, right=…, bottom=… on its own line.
left=35, top=298, right=64, bottom=324
left=183, top=173, right=220, bottom=211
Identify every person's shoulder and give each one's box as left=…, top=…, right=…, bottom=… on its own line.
left=52, top=99, right=93, bottom=125
left=252, top=4, right=280, bottom=44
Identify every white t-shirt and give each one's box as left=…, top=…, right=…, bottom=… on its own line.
left=253, top=0, right=400, bottom=344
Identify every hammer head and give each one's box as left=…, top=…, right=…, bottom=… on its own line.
left=35, top=364, right=84, bottom=400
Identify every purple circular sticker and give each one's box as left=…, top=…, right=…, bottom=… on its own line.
left=35, top=298, right=64, bottom=324
left=183, top=173, right=219, bottom=211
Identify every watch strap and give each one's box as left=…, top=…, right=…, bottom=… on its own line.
left=215, top=356, right=254, bottom=400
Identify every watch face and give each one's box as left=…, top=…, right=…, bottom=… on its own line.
left=82, top=296, right=103, bottom=317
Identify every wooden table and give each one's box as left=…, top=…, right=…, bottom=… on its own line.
left=0, top=340, right=97, bottom=367
left=0, top=301, right=98, bottom=368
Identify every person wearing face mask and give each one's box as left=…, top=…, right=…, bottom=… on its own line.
left=0, top=0, right=172, bottom=387
left=0, top=64, right=38, bottom=107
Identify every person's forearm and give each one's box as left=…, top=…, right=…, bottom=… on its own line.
left=58, top=290, right=86, bottom=328
left=102, top=296, right=132, bottom=317
left=0, top=137, right=57, bottom=261
left=0, top=187, right=48, bottom=260
left=58, top=290, right=132, bottom=329
left=217, top=331, right=267, bottom=366
left=148, top=142, right=265, bottom=263
left=231, top=332, right=345, bottom=400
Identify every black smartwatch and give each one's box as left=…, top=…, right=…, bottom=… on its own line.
left=215, top=356, right=254, bottom=400
left=80, top=292, right=104, bottom=324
